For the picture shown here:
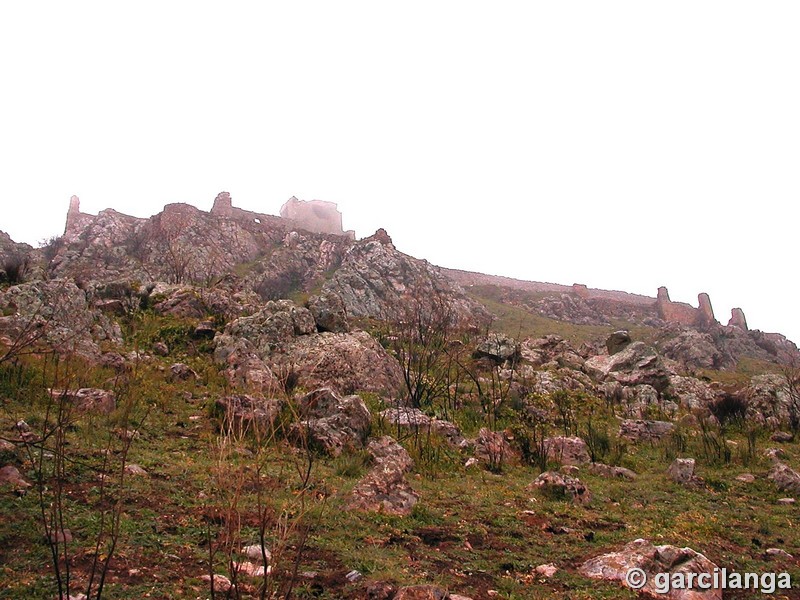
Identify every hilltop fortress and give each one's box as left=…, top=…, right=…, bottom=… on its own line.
left=66, top=192, right=355, bottom=241
left=65, top=191, right=749, bottom=333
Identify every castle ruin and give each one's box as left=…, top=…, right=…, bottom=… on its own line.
left=656, top=287, right=717, bottom=329
left=210, top=192, right=354, bottom=238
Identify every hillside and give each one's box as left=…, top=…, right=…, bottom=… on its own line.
left=0, top=195, right=798, bottom=599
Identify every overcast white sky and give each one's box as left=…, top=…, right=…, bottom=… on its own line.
left=1, top=2, right=798, bottom=343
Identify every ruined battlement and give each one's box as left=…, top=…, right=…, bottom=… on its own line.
left=656, top=287, right=719, bottom=329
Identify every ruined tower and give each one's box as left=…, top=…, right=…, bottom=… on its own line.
left=210, top=191, right=233, bottom=217
left=697, top=293, right=716, bottom=328
left=65, top=195, right=81, bottom=235
left=728, top=308, right=748, bottom=330
left=279, top=197, right=346, bottom=236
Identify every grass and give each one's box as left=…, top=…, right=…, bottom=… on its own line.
left=1, top=310, right=799, bottom=599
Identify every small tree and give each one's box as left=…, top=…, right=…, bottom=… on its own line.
left=784, top=363, right=800, bottom=436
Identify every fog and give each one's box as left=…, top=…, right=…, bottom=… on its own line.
left=2, top=2, right=798, bottom=343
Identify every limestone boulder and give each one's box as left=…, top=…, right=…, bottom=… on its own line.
left=543, top=436, right=591, bottom=465
left=768, top=462, right=800, bottom=494
left=530, top=471, right=591, bottom=505
left=269, top=331, right=404, bottom=396
left=667, top=458, right=697, bottom=485
left=475, top=333, right=519, bottom=362
left=290, top=388, right=371, bottom=456
left=306, top=291, right=349, bottom=333
left=606, top=330, right=631, bottom=355
left=48, top=388, right=116, bottom=414
left=348, top=436, right=419, bottom=516
left=579, top=539, right=722, bottom=599
left=584, top=342, right=672, bottom=392
left=619, top=419, right=675, bottom=442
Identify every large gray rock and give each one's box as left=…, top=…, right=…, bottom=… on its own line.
left=475, top=333, right=519, bottom=362
left=579, top=539, right=722, bottom=599
left=768, top=462, right=800, bottom=494
left=269, top=331, right=404, bottom=396
left=584, top=342, right=672, bottom=392
left=657, top=328, right=731, bottom=370
left=322, top=231, right=488, bottom=327
left=306, top=291, right=349, bottom=333
left=744, top=374, right=796, bottom=428
left=667, top=458, right=697, bottom=484
left=0, top=280, right=122, bottom=361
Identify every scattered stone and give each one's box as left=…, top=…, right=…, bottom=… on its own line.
left=765, top=447, right=786, bottom=461
left=0, top=465, right=30, bottom=489
left=667, top=458, right=696, bottom=485
left=348, top=436, right=419, bottom=516
left=15, top=420, right=30, bottom=433
left=618, top=419, right=675, bottom=442
left=169, top=363, right=199, bottom=382
left=777, top=498, right=795, bottom=505
left=464, top=458, right=479, bottom=469
left=0, top=439, right=15, bottom=452
left=242, top=544, right=272, bottom=564
left=770, top=431, right=794, bottom=443
left=200, top=574, right=232, bottom=593
left=535, top=563, right=558, bottom=578
left=152, top=341, right=169, bottom=356
left=768, top=462, right=800, bottom=494
left=579, top=538, right=721, bottom=599
left=544, top=436, right=591, bottom=465
left=48, top=388, right=116, bottom=414
left=449, top=596, right=474, bottom=600
left=588, top=463, right=637, bottom=480
left=765, top=548, right=794, bottom=560
left=364, top=581, right=396, bottom=599
left=560, top=465, right=580, bottom=476
left=345, top=570, right=363, bottom=583
left=235, top=561, right=266, bottom=577
left=49, top=529, right=74, bottom=544
left=606, top=330, right=631, bottom=355
left=735, top=473, right=755, bottom=483
left=394, top=585, right=449, bottom=600
left=530, top=471, right=591, bottom=505
left=124, top=464, right=148, bottom=477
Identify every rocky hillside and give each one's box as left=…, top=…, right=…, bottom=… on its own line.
left=0, top=195, right=799, bottom=599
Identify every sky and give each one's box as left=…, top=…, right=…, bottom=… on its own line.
left=1, top=2, right=798, bottom=343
